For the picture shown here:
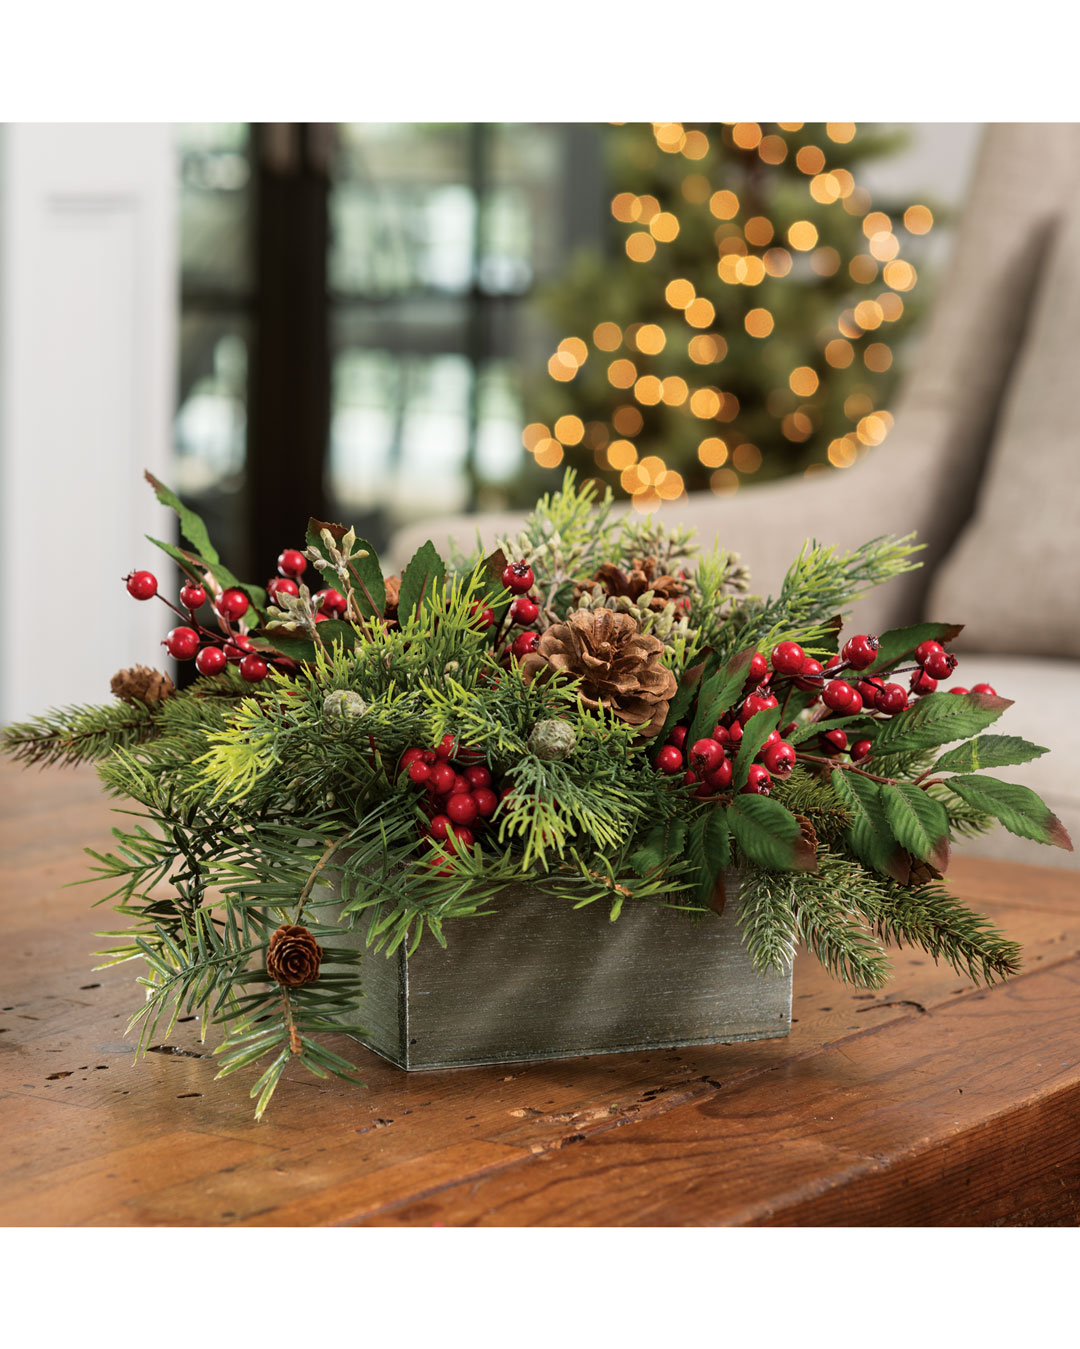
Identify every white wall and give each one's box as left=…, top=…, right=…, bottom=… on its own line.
left=0, top=124, right=177, bottom=722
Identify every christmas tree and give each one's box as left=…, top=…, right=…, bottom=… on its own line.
left=524, top=122, right=935, bottom=509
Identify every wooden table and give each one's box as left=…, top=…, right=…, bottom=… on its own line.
left=2, top=761, right=1079, bottom=1226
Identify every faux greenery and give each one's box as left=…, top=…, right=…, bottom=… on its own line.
left=3, top=472, right=1070, bottom=1117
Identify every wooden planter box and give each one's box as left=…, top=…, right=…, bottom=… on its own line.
left=333, top=874, right=792, bottom=1070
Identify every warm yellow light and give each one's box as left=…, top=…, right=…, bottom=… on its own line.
left=620, top=465, right=644, bottom=494
left=665, top=278, right=695, bottom=310
left=681, top=173, right=712, bottom=204
left=789, top=366, right=820, bottom=397
left=635, top=323, right=666, bottom=355
left=613, top=405, right=643, bottom=436
left=878, top=410, right=895, bottom=429
left=854, top=300, right=884, bottom=330
left=733, top=442, right=762, bottom=473
left=534, top=439, right=564, bottom=468
left=763, top=247, right=793, bottom=277
left=776, top=122, right=804, bottom=131
left=593, top=321, right=623, bottom=351
left=825, top=338, right=854, bottom=369
left=857, top=414, right=888, bottom=446
left=843, top=187, right=872, bottom=217
left=845, top=391, right=874, bottom=419
left=737, top=256, right=766, bottom=285
left=788, top=220, right=818, bottom=251
left=650, top=212, right=680, bottom=243
left=548, top=353, right=577, bottom=382
left=904, top=204, right=934, bottom=234
left=661, top=376, right=688, bottom=406
left=883, top=260, right=917, bottom=291
left=744, top=307, right=774, bottom=338
left=522, top=422, right=550, bottom=451
left=849, top=254, right=879, bottom=284
left=656, top=469, right=685, bottom=500
left=717, top=256, right=740, bottom=284
left=869, top=230, right=899, bottom=262
left=558, top=337, right=587, bottom=365
left=838, top=309, right=862, bottom=339
left=698, top=436, right=728, bottom=467
left=719, top=236, right=748, bottom=258
left=607, top=358, right=637, bottom=389
left=732, top=122, right=762, bottom=150
left=654, top=123, right=686, bottom=154
left=634, top=375, right=663, bottom=405
left=688, top=334, right=724, bottom=363
left=828, top=436, right=858, bottom=467
left=607, top=439, right=638, bottom=470
left=862, top=211, right=891, bottom=238
left=684, top=297, right=716, bottom=327
left=682, top=130, right=709, bottom=160
left=826, top=123, right=856, bottom=143
left=611, top=192, right=637, bottom=223
left=584, top=421, right=608, bottom=449
left=795, top=146, right=826, bottom=175
left=638, top=454, right=667, bottom=484
left=716, top=392, right=740, bottom=422
left=626, top=232, right=657, bottom=263
left=709, top=189, right=739, bottom=220
left=781, top=411, right=813, bottom=443
left=744, top=215, right=774, bottom=247
left=809, top=173, right=841, bottom=205
left=690, top=387, right=722, bottom=418
left=811, top=247, right=841, bottom=277
left=636, top=195, right=661, bottom=223
left=831, top=168, right=855, bottom=199
left=758, top=135, right=788, bottom=165
left=878, top=292, right=905, bottom=321
left=554, top=415, right=585, bottom=445
left=710, top=467, right=739, bottom=495
left=863, top=342, right=893, bottom=372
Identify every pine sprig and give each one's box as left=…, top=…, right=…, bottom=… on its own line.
left=2, top=700, right=157, bottom=767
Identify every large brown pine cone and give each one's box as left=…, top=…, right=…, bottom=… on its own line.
left=110, top=665, right=175, bottom=709
left=519, top=609, right=677, bottom=737
left=266, top=925, right=323, bottom=988
left=575, top=556, right=689, bottom=613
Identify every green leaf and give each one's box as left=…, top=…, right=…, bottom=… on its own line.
left=871, top=690, right=1012, bottom=755
left=863, top=622, right=964, bottom=676
left=881, top=782, right=951, bottom=871
left=830, top=770, right=909, bottom=882
left=732, top=704, right=781, bottom=789
left=145, top=536, right=266, bottom=612
left=306, top=519, right=385, bottom=619
left=687, top=806, right=732, bottom=909
left=728, top=795, right=816, bottom=872
left=249, top=632, right=318, bottom=663
left=944, top=775, right=1073, bottom=851
left=658, top=654, right=710, bottom=742
left=145, top=471, right=220, bottom=564
left=688, top=648, right=754, bottom=744
left=787, top=712, right=874, bottom=747
left=397, top=541, right=447, bottom=623
left=931, top=735, right=1049, bottom=774
left=313, top=619, right=358, bottom=649
left=477, top=548, right=511, bottom=612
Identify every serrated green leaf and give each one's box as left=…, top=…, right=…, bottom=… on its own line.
left=944, top=775, right=1073, bottom=850
left=249, top=631, right=318, bottom=663
left=732, top=704, right=781, bottom=789
left=831, top=770, right=909, bottom=882
left=863, top=621, right=964, bottom=676
left=145, top=471, right=220, bottom=564
left=314, top=619, right=358, bottom=649
left=871, top=690, right=1012, bottom=755
left=688, top=648, right=755, bottom=744
left=728, top=795, right=815, bottom=872
left=398, top=541, right=447, bottom=622
left=881, top=782, right=951, bottom=871
left=931, top=735, right=1049, bottom=774
left=658, top=655, right=710, bottom=742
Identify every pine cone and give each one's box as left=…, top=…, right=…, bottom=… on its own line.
left=110, top=665, right=175, bottom=709
left=793, top=813, right=818, bottom=854
left=383, top=575, right=401, bottom=624
left=575, top=556, right=689, bottom=613
left=519, top=610, right=677, bottom=738
left=266, top=924, right=323, bottom=987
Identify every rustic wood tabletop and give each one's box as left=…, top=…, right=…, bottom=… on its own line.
left=2, top=760, right=1078, bottom=1226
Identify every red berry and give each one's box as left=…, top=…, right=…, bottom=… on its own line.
left=877, top=683, right=908, bottom=715
left=841, top=634, right=880, bottom=669
left=851, top=739, right=873, bottom=762
left=747, top=652, right=768, bottom=683
left=217, top=588, right=250, bottom=622
left=923, top=650, right=956, bottom=680
left=915, top=640, right=945, bottom=668
left=444, top=825, right=475, bottom=855
left=400, top=747, right=426, bottom=770
left=742, top=764, right=772, bottom=795
left=667, top=725, right=688, bottom=748
left=224, top=634, right=253, bottom=663
left=949, top=686, right=970, bottom=696
left=761, top=729, right=781, bottom=750
left=502, top=561, right=535, bottom=595
left=450, top=774, right=471, bottom=796
left=314, top=588, right=347, bottom=618
left=845, top=691, right=864, bottom=715
left=195, top=645, right=227, bottom=676
left=470, top=603, right=495, bottom=628
left=429, top=762, right=456, bottom=795
left=125, top=570, right=158, bottom=601
left=770, top=641, right=805, bottom=676
left=763, top=740, right=796, bottom=776
left=689, top=738, right=724, bottom=773
left=423, top=848, right=456, bottom=877
left=428, top=814, right=452, bottom=841
left=164, top=626, right=200, bottom=660
left=446, top=793, right=478, bottom=825
left=435, top=734, right=457, bottom=760
left=823, top=679, right=857, bottom=712
left=277, top=549, right=307, bottom=579
left=179, top=582, right=207, bottom=610
left=511, top=632, right=540, bottom=658
left=239, top=653, right=268, bottom=683
left=741, top=693, right=778, bottom=722
left=656, top=744, right=685, bottom=775
left=509, top=596, right=540, bottom=626
left=472, top=788, right=498, bottom=818
left=910, top=669, right=938, bottom=696
left=465, top=765, right=491, bottom=789
left=706, top=758, right=733, bottom=791
left=971, top=682, right=997, bottom=697
left=683, top=770, right=698, bottom=788
left=857, top=679, right=883, bottom=709
left=267, top=577, right=299, bottom=602
left=408, top=760, right=433, bottom=785
left=795, top=658, right=824, bottom=691
left=727, top=722, right=744, bottom=745
left=819, top=729, right=848, bottom=755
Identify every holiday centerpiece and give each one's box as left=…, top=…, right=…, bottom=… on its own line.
left=3, top=472, right=1071, bottom=1116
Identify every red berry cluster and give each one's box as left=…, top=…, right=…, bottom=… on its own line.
left=400, top=734, right=503, bottom=873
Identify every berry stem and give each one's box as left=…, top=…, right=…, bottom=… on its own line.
left=796, top=752, right=899, bottom=786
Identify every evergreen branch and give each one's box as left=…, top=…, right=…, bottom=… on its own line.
left=2, top=700, right=156, bottom=767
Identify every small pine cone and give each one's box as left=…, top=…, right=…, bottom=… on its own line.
left=110, top=664, right=175, bottom=709
left=793, top=813, right=818, bottom=854
left=574, top=557, right=688, bottom=614
left=266, top=924, right=323, bottom=988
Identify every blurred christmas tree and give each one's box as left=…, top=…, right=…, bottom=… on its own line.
left=523, top=122, right=936, bottom=510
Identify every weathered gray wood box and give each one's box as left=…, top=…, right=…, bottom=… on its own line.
left=332, top=874, right=792, bottom=1070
